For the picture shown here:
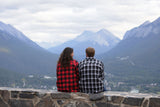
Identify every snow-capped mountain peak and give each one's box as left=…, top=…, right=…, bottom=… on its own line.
left=49, top=28, right=120, bottom=55
left=75, top=30, right=94, bottom=42
left=75, top=29, right=120, bottom=46
left=97, top=28, right=113, bottom=35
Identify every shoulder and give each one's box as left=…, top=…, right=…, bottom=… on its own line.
left=95, top=58, right=104, bottom=66
left=79, top=59, right=86, bottom=65
left=72, top=59, right=79, bottom=65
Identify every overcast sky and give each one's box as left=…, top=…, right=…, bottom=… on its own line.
left=0, top=0, right=160, bottom=47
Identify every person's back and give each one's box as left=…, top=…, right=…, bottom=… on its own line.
left=79, top=47, right=104, bottom=94
left=56, top=47, right=79, bottom=92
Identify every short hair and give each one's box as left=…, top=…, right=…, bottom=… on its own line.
left=86, top=47, right=95, bottom=57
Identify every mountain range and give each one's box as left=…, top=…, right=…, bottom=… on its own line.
left=48, top=29, right=120, bottom=59
left=0, top=17, right=160, bottom=92
left=101, top=17, right=160, bottom=86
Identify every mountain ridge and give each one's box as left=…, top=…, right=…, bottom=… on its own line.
left=124, top=17, right=160, bottom=39
left=98, top=17, right=160, bottom=93
left=0, top=21, right=58, bottom=75
left=48, top=28, right=120, bottom=57
left=0, top=21, right=40, bottom=48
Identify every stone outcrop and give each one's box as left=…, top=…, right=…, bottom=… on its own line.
left=0, top=87, right=160, bottom=107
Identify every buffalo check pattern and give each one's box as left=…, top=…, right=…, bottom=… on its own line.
left=56, top=60, right=80, bottom=92
left=79, top=57, right=104, bottom=94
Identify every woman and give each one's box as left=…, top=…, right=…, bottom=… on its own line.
left=56, top=47, right=79, bottom=92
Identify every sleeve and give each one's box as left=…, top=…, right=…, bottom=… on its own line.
left=56, top=63, right=59, bottom=78
left=78, top=62, right=81, bottom=80
left=101, top=62, right=105, bottom=80
left=56, top=63, right=59, bottom=87
left=75, top=61, right=79, bottom=81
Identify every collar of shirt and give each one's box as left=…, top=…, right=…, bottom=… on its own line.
left=85, top=57, right=94, bottom=60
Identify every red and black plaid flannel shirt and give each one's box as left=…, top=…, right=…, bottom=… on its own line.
left=56, top=59, right=80, bottom=92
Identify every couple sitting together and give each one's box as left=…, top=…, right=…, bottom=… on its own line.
left=56, top=47, right=104, bottom=94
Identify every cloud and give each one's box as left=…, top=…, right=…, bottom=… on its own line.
left=0, top=0, right=160, bottom=48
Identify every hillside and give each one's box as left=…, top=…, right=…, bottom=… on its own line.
left=101, top=17, right=160, bottom=93
left=0, top=21, right=58, bottom=75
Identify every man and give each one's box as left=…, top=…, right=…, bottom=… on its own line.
left=79, top=47, right=105, bottom=94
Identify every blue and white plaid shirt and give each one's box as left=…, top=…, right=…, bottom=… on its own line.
left=79, top=57, right=104, bottom=93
